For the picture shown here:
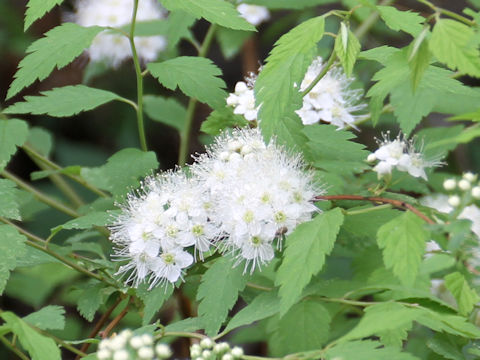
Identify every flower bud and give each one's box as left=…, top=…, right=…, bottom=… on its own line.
left=448, top=195, right=460, bottom=207
left=200, top=338, right=214, bottom=349
left=190, top=344, right=202, bottom=358
left=141, top=334, right=153, bottom=345
left=231, top=346, right=244, bottom=358
left=113, top=350, right=129, bottom=360
left=472, top=186, right=480, bottom=200
left=130, top=336, right=143, bottom=349
left=458, top=179, right=471, bottom=191
left=202, top=350, right=212, bottom=359
left=155, top=343, right=172, bottom=359
left=367, top=153, right=376, bottom=163
left=138, top=346, right=154, bottom=359
left=222, top=354, right=234, bottom=360
left=443, top=179, right=456, bottom=191
left=97, top=349, right=111, bottom=360
left=463, top=172, right=476, bottom=182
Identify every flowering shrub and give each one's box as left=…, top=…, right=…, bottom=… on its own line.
left=1, top=0, right=480, bottom=359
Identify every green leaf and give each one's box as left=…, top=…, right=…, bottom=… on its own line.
left=27, top=127, right=53, bottom=157
left=0, top=179, right=21, bottom=220
left=81, top=148, right=158, bottom=198
left=302, top=124, right=369, bottom=175
left=164, top=317, right=204, bottom=333
left=160, top=0, right=255, bottom=31
left=427, top=333, right=465, bottom=360
left=256, top=16, right=325, bottom=148
left=0, top=119, right=29, bottom=171
left=225, top=291, right=280, bottom=333
left=77, top=284, right=116, bottom=322
left=144, top=95, right=186, bottom=132
left=326, top=340, right=420, bottom=360
left=52, top=211, right=116, bottom=233
left=430, top=19, right=480, bottom=77
left=268, top=300, right=331, bottom=356
left=7, top=23, right=103, bottom=99
left=407, top=31, right=431, bottom=91
left=416, top=308, right=480, bottom=338
left=444, top=272, right=480, bottom=316
left=359, top=45, right=399, bottom=64
left=136, top=283, right=174, bottom=325
left=275, top=208, right=344, bottom=315
left=1, top=312, right=61, bottom=360
left=148, top=57, right=227, bottom=109
left=0, top=225, right=27, bottom=295
left=4, top=85, right=121, bottom=117
left=377, top=5, right=424, bottom=37
left=377, top=211, right=429, bottom=286
left=197, top=257, right=248, bottom=336
left=379, top=325, right=411, bottom=349
left=334, top=22, right=361, bottom=77
left=200, top=106, right=249, bottom=136
left=24, top=0, right=64, bottom=31
left=23, top=306, right=65, bottom=331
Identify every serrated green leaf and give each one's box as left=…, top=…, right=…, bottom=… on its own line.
left=302, top=124, right=369, bottom=175
left=23, top=306, right=65, bottom=331
left=77, top=284, right=116, bottom=322
left=0, top=225, right=27, bottom=295
left=268, top=300, right=331, bottom=356
left=0, top=119, right=29, bottom=171
left=52, top=211, right=116, bottom=234
left=379, top=324, right=412, bottom=348
left=160, top=0, right=255, bottom=31
left=136, top=283, right=174, bottom=325
left=7, top=23, right=103, bottom=99
left=81, top=148, right=158, bottom=198
left=197, top=257, right=248, bottom=336
left=430, top=19, right=480, bottom=77
left=444, top=272, right=480, bottom=316
left=359, top=45, right=399, bottom=64
left=225, top=291, right=280, bottom=333
left=427, top=333, right=465, bottom=360
left=1, top=312, right=61, bottom=360
left=164, top=317, right=204, bottom=333
left=148, top=57, right=227, bottom=109
left=200, top=106, right=249, bottom=135
left=245, top=0, right=337, bottom=8
left=408, top=32, right=431, bottom=91
left=326, top=340, right=420, bottom=360
left=24, top=0, right=64, bottom=31
left=256, top=16, right=325, bottom=148
left=4, top=85, right=122, bottom=117
left=144, top=95, right=186, bottom=132
left=377, top=211, right=429, bottom=286
left=0, top=179, right=21, bottom=220
left=275, top=208, right=344, bottom=315
left=377, top=5, right=424, bottom=37
left=334, top=23, right=361, bottom=77
left=416, top=308, right=480, bottom=338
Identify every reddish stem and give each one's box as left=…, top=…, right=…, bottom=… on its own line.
left=316, top=194, right=435, bottom=224
left=100, top=297, right=132, bottom=339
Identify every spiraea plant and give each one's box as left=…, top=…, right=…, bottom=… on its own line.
left=2, top=0, right=480, bottom=359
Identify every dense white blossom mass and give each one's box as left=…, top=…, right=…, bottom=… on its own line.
left=296, top=57, right=366, bottom=129
left=74, top=0, right=167, bottom=67
left=110, top=128, right=321, bottom=288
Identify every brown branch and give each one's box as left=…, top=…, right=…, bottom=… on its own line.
left=316, top=194, right=435, bottom=224
left=100, top=297, right=132, bottom=339
left=76, top=295, right=123, bottom=359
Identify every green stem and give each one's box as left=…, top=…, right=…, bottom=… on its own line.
left=417, top=0, right=474, bottom=25
left=246, top=282, right=273, bottom=291
left=0, top=336, right=29, bottom=360
left=177, top=24, right=218, bottom=166
left=354, top=0, right=395, bottom=39
left=345, top=203, right=393, bottom=216
left=40, top=331, right=88, bottom=357
left=129, top=0, right=148, bottom=152
left=300, top=50, right=337, bottom=98
left=1, top=170, right=79, bottom=218
left=22, top=144, right=108, bottom=198
left=0, top=216, right=112, bottom=285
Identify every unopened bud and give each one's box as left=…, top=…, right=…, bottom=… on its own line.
left=448, top=195, right=460, bottom=207
left=443, top=179, right=456, bottom=191
left=367, top=154, right=376, bottom=163
left=463, top=172, right=476, bottom=182
left=458, top=179, right=471, bottom=191
left=472, top=186, right=480, bottom=199
left=155, top=344, right=172, bottom=359
left=231, top=347, right=244, bottom=358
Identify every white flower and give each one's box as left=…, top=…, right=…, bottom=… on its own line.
left=369, top=133, right=441, bottom=180
left=148, top=247, right=194, bottom=288
left=192, top=128, right=321, bottom=273
left=460, top=205, right=480, bottom=239
left=74, top=0, right=167, bottom=67
left=226, top=80, right=259, bottom=122
left=236, top=4, right=270, bottom=26
left=295, top=57, right=366, bottom=129
left=420, top=194, right=453, bottom=214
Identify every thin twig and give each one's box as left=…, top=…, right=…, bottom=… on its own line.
left=100, top=297, right=132, bottom=339
left=316, top=194, right=435, bottom=224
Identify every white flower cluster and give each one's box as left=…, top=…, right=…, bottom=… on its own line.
left=226, top=74, right=259, bottom=122
left=190, top=338, right=244, bottom=360
left=74, top=0, right=167, bottom=67
left=96, top=330, right=172, bottom=360
left=110, top=128, right=320, bottom=288
left=192, top=128, right=320, bottom=273
left=236, top=2, right=270, bottom=26
left=367, top=132, right=441, bottom=180
left=296, top=57, right=366, bottom=129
